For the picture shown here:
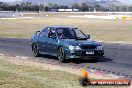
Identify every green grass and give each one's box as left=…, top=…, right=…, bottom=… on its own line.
left=0, top=57, right=129, bottom=88
left=0, top=17, right=132, bottom=42
left=0, top=58, right=82, bottom=88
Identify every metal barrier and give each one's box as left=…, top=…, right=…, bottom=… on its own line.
left=0, top=11, right=23, bottom=18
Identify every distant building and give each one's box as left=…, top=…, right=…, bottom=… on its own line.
left=100, top=0, right=119, bottom=3
left=58, top=9, right=79, bottom=12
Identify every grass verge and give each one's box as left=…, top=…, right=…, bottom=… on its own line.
left=0, top=17, right=132, bottom=42
left=0, top=56, right=130, bottom=88
left=0, top=57, right=81, bottom=88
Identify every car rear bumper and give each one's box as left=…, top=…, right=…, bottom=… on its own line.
left=65, top=49, right=104, bottom=59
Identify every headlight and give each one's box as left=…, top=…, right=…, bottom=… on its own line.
left=69, top=46, right=74, bottom=50
left=75, top=46, right=81, bottom=50
left=68, top=46, right=81, bottom=50
left=97, top=46, right=103, bottom=50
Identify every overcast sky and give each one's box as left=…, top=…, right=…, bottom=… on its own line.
left=1, top=0, right=132, bottom=3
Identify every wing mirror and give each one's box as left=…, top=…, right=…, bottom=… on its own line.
left=87, top=35, right=90, bottom=39
left=35, top=31, right=40, bottom=35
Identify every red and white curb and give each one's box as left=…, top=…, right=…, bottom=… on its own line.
left=0, top=53, right=29, bottom=59
left=85, top=67, right=132, bottom=80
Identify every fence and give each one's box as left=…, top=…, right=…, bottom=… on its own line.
left=0, top=11, right=23, bottom=18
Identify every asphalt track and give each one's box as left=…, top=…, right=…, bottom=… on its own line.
left=0, top=38, right=132, bottom=78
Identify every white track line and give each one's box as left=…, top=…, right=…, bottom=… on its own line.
left=21, top=57, right=29, bottom=59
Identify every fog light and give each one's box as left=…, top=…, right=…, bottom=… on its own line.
left=97, top=46, right=103, bottom=50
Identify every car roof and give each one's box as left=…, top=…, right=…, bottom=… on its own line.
left=47, top=26, right=75, bottom=29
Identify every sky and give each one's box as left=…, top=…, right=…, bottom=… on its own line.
left=1, top=0, right=132, bottom=3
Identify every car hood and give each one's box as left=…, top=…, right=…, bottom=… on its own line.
left=62, top=39, right=101, bottom=46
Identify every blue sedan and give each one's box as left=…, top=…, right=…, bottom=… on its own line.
left=31, top=26, right=104, bottom=62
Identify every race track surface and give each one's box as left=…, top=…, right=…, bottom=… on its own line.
left=0, top=38, right=132, bottom=78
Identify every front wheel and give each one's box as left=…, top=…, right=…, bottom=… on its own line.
left=57, top=47, right=66, bottom=63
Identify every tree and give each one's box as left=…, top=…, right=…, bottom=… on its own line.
left=128, top=7, right=132, bottom=12
left=95, top=4, right=101, bottom=11
left=72, top=3, right=79, bottom=9
left=79, top=3, right=88, bottom=12
left=0, top=2, right=3, bottom=6
left=39, top=4, right=44, bottom=11
left=45, top=6, right=49, bottom=12
left=52, top=4, right=59, bottom=9
left=115, top=6, right=119, bottom=11
left=121, top=6, right=127, bottom=12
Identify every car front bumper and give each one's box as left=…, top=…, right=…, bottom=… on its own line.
left=65, top=49, right=104, bottom=59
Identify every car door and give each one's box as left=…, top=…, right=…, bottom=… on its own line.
left=37, top=27, right=50, bottom=52
left=47, top=28, right=58, bottom=55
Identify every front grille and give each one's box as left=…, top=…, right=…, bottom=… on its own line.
left=75, top=51, right=82, bottom=56
left=81, top=45, right=96, bottom=49
left=74, top=51, right=104, bottom=57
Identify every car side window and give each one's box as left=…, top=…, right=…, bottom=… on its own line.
left=48, top=28, right=56, bottom=37
left=40, top=28, right=50, bottom=37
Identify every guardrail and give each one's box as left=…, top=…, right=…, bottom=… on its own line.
left=0, top=11, right=23, bottom=18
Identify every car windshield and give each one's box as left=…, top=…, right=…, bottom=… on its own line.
left=56, top=28, right=87, bottom=39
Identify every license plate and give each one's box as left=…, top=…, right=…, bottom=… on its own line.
left=86, top=51, right=94, bottom=55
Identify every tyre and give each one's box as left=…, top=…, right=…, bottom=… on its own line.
left=32, top=43, right=40, bottom=57
left=57, top=47, right=66, bottom=63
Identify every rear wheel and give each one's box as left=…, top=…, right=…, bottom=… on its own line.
left=57, top=47, right=66, bottom=63
left=32, top=43, right=40, bottom=57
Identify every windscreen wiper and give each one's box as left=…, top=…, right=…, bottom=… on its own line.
left=76, top=37, right=88, bottom=40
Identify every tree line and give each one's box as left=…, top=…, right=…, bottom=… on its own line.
left=0, top=2, right=132, bottom=12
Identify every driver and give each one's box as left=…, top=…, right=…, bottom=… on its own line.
left=59, top=29, right=72, bottom=38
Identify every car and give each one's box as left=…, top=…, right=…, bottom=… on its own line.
left=30, top=26, right=104, bottom=62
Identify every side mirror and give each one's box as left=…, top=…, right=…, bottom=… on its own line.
left=35, top=31, right=40, bottom=35
left=87, top=35, right=90, bottom=39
